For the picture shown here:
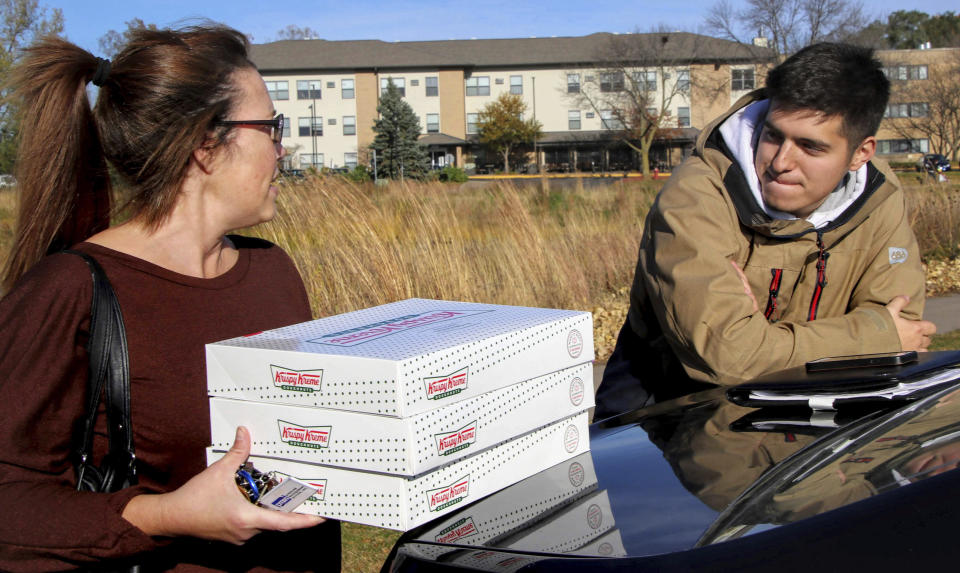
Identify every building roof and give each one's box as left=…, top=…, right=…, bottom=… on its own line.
left=251, top=32, right=774, bottom=73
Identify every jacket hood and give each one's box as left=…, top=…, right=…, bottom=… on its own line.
left=693, top=90, right=898, bottom=241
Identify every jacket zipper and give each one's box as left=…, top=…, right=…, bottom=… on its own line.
left=808, top=231, right=829, bottom=321
left=764, top=268, right=783, bottom=320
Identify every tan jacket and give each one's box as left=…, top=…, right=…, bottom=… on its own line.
left=606, top=93, right=925, bottom=397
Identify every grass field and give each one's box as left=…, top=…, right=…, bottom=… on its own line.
left=0, top=175, right=958, bottom=572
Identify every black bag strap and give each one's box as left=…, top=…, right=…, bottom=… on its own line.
left=65, top=249, right=137, bottom=491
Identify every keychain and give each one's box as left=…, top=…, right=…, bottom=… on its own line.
left=235, top=461, right=280, bottom=504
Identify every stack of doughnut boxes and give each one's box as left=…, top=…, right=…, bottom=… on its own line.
left=205, top=298, right=595, bottom=530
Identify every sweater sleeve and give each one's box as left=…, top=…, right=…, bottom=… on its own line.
left=640, top=159, right=918, bottom=386
left=0, top=253, right=158, bottom=571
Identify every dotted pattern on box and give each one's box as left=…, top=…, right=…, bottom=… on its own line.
left=210, top=363, right=592, bottom=474
left=293, top=414, right=586, bottom=530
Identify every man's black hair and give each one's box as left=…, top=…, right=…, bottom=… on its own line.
left=765, top=43, right=890, bottom=148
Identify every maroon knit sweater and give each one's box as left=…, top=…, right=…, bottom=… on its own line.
left=0, top=236, right=340, bottom=572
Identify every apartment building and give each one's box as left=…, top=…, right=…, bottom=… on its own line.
left=875, top=46, right=960, bottom=164
left=250, top=32, right=773, bottom=172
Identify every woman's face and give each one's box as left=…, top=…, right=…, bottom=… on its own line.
left=210, top=68, right=285, bottom=230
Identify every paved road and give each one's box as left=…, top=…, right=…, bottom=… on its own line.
left=927, top=294, right=960, bottom=334
left=591, top=293, right=960, bottom=389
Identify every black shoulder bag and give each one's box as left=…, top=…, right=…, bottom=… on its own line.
left=65, top=250, right=137, bottom=492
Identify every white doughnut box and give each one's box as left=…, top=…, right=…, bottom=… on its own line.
left=205, top=298, right=594, bottom=416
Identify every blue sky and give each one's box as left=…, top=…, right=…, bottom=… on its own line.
left=54, top=0, right=951, bottom=55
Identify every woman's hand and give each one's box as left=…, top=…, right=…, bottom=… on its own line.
left=122, top=427, right=324, bottom=544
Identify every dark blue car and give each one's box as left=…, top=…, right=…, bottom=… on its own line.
left=384, top=351, right=960, bottom=572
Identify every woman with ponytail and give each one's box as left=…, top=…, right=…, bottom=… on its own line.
left=0, top=25, right=340, bottom=571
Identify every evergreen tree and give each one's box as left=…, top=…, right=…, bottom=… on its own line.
left=369, top=80, right=430, bottom=180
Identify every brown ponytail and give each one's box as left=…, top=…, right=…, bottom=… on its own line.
left=1, top=37, right=110, bottom=291
left=1, top=24, right=253, bottom=292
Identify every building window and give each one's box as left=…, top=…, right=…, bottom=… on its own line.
left=342, top=79, right=355, bottom=99
left=426, top=113, right=440, bottom=133
left=567, top=73, right=580, bottom=93
left=297, top=80, right=322, bottom=99
left=300, top=153, right=323, bottom=168
left=343, top=116, right=356, bottom=136
left=282, top=121, right=291, bottom=139
left=600, top=72, right=624, bottom=92
left=677, top=69, right=690, bottom=92
left=466, top=112, right=479, bottom=134
left=466, top=76, right=490, bottom=96
left=426, top=76, right=438, bottom=97
left=344, top=153, right=358, bottom=168
left=600, top=110, right=623, bottom=130
left=677, top=107, right=690, bottom=128
left=265, top=81, right=288, bottom=101
left=381, top=77, right=405, bottom=96
left=877, top=139, right=929, bottom=154
left=634, top=70, right=656, bottom=91
left=298, top=116, right=323, bottom=137
left=510, top=75, right=523, bottom=95
left=410, top=79, right=420, bottom=86
left=731, top=68, right=755, bottom=91
left=883, top=65, right=928, bottom=81
left=328, top=118, right=337, bottom=125
left=568, top=110, right=581, bottom=130
left=884, top=102, right=929, bottom=118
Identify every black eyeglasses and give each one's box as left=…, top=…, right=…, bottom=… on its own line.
left=216, top=114, right=285, bottom=145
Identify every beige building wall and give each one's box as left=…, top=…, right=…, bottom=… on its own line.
left=355, top=72, right=379, bottom=156
left=875, top=47, right=958, bottom=162
left=438, top=70, right=466, bottom=138
left=261, top=73, right=360, bottom=169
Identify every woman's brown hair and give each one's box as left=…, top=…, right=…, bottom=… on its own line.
left=1, top=25, right=254, bottom=291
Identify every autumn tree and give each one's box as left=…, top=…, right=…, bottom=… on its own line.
left=707, top=0, right=868, bottom=57
left=476, top=93, right=541, bottom=173
left=369, top=80, right=430, bottom=180
left=0, top=0, right=63, bottom=173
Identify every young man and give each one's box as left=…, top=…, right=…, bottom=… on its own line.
left=594, top=43, right=937, bottom=418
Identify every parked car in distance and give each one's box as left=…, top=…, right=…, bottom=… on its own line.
left=916, top=153, right=951, bottom=172
left=0, top=174, right=16, bottom=188
left=384, top=350, right=960, bottom=572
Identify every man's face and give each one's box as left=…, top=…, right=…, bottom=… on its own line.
left=754, top=102, right=875, bottom=218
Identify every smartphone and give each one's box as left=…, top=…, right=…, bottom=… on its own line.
left=805, top=350, right=918, bottom=372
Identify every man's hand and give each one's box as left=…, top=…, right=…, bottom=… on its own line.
left=730, top=261, right=759, bottom=313
left=886, top=295, right=937, bottom=352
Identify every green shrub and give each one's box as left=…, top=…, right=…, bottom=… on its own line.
left=345, top=164, right=371, bottom=183
left=437, top=165, right=468, bottom=183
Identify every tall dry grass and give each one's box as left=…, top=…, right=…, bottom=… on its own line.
left=905, top=182, right=960, bottom=260
left=249, top=178, right=656, bottom=320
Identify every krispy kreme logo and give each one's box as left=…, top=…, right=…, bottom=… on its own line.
left=427, top=475, right=470, bottom=512
left=308, top=309, right=491, bottom=347
left=270, top=366, right=323, bottom=393
left=568, top=461, right=585, bottom=487
left=435, top=421, right=478, bottom=456
left=275, top=471, right=327, bottom=501
left=278, top=420, right=332, bottom=449
left=569, top=377, right=585, bottom=406
left=567, top=329, right=584, bottom=358
left=435, top=517, right=479, bottom=543
left=564, top=425, right=580, bottom=453
left=587, top=503, right=602, bottom=529
left=424, top=367, right=469, bottom=401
